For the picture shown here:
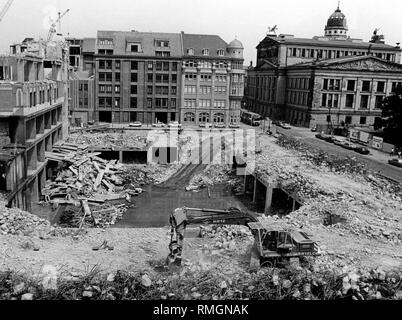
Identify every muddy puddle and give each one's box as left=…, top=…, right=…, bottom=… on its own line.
left=114, top=184, right=249, bottom=228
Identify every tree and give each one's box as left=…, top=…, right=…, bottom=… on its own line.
left=375, top=83, right=402, bottom=147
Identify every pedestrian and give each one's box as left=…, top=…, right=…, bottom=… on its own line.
left=399, top=150, right=402, bottom=159
left=390, top=148, right=394, bottom=156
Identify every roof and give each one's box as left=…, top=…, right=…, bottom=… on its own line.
left=259, top=35, right=401, bottom=51
left=182, top=33, right=229, bottom=57
left=97, top=31, right=183, bottom=57
left=82, top=38, right=96, bottom=53
left=288, top=55, right=402, bottom=70
left=228, top=39, right=244, bottom=49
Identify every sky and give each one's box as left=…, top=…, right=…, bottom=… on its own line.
left=0, top=0, right=401, bottom=64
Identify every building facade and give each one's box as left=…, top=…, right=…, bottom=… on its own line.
left=0, top=39, right=69, bottom=212
left=244, top=5, right=402, bottom=130
left=180, top=33, right=244, bottom=126
left=68, top=31, right=244, bottom=126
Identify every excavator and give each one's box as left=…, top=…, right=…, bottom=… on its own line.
left=167, top=207, right=320, bottom=270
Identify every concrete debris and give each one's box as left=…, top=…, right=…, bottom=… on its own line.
left=141, top=274, right=152, bottom=287
left=21, top=293, right=34, bottom=300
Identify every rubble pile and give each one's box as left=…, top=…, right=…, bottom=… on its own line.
left=199, top=225, right=254, bottom=251
left=186, top=165, right=234, bottom=191
left=2, top=265, right=401, bottom=300
left=0, top=202, right=52, bottom=236
left=276, top=135, right=367, bottom=175
left=43, top=143, right=145, bottom=228
left=66, top=132, right=149, bottom=149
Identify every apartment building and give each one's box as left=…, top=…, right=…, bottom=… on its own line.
left=94, top=31, right=182, bottom=124
left=68, top=31, right=245, bottom=126
left=244, top=5, right=402, bottom=130
left=180, top=33, right=244, bottom=126
left=0, top=39, right=69, bottom=212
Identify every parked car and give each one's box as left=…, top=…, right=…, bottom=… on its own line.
left=355, top=147, right=370, bottom=155
left=315, top=133, right=327, bottom=140
left=341, top=141, right=358, bottom=150
left=388, top=158, right=402, bottom=168
left=311, top=125, right=317, bottom=132
left=229, top=122, right=240, bottom=128
left=152, top=122, right=166, bottom=128
left=324, top=135, right=335, bottom=143
left=214, top=123, right=226, bottom=129
left=333, top=137, right=347, bottom=146
left=168, top=121, right=182, bottom=128
left=129, top=121, right=142, bottom=128
left=280, top=122, right=292, bottom=129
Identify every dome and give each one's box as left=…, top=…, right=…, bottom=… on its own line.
left=228, top=39, right=244, bottom=49
left=326, top=7, right=348, bottom=29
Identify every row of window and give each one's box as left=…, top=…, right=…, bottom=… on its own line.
left=185, top=74, right=228, bottom=82
left=321, top=93, right=384, bottom=109
left=248, top=76, right=277, bottom=88
left=184, top=85, right=227, bottom=94
left=184, top=99, right=227, bottom=108
left=184, top=61, right=229, bottom=69
left=288, top=91, right=309, bottom=106
left=186, top=48, right=226, bottom=57
left=98, top=97, right=177, bottom=108
left=287, top=47, right=396, bottom=62
left=99, top=60, right=179, bottom=71
left=288, top=78, right=310, bottom=90
left=322, top=79, right=401, bottom=93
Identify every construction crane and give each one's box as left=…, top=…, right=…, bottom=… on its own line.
left=0, top=0, right=14, bottom=23
left=47, top=8, right=70, bottom=42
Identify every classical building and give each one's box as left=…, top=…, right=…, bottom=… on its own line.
left=180, top=33, right=244, bottom=126
left=0, top=39, right=69, bottom=212
left=244, top=5, right=402, bottom=130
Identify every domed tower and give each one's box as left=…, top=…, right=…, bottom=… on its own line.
left=324, top=4, right=348, bottom=38
left=227, top=38, right=244, bottom=59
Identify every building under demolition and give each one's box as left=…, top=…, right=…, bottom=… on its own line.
left=0, top=38, right=69, bottom=212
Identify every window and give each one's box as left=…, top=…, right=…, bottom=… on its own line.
left=215, top=75, right=227, bottom=82
left=155, top=40, right=169, bottom=48
left=214, top=100, right=225, bottom=108
left=200, top=74, right=212, bottom=81
left=156, top=74, right=169, bottom=83
left=115, top=85, right=120, bottom=93
left=199, top=100, right=211, bottom=108
left=155, top=86, right=169, bottom=95
left=156, top=62, right=169, bottom=71
left=130, top=44, right=140, bottom=52
left=323, top=79, right=328, bottom=90
left=147, top=86, right=153, bottom=94
left=105, top=97, right=112, bottom=107
left=392, top=82, right=402, bottom=92
left=217, top=49, right=225, bottom=56
left=99, top=85, right=105, bottom=93
left=184, top=99, right=196, bottom=108
left=131, top=85, right=137, bottom=94
left=215, top=86, right=226, bottom=94
left=347, top=80, right=356, bottom=91
left=148, top=74, right=153, bottom=82
left=115, top=72, right=120, bottom=82
left=184, top=112, right=195, bottom=122
left=171, top=87, right=177, bottom=95
left=170, top=99, right=176, bottom=108
left=345, top=94, right=354, bottom=108
left=184, top=86, right=196, bottom=94
left=131, top=73, right=138, bottom=82
left=327, top=115, right=331, bottom=123
left=185, top=73, right=197, bottom=81
left=148, top=62, right=153, bottom=70
left=114, top=98, right=120, bottom=108
left=172, top=62, right=177, bottom=71
left=147, top=98, right=152, bottom=108
left=345, top=116, right=352, bottom=125
left=200, top=86, right=211, bottom=94
left=362, top=81, right=371, bottom=92
left=187, top=48, right=194, bottom=55
left=130, top=97, right=137, bottom=108
left=360, top=117, right=367, bottom=125
left=98, top=38, right=113, bottom=45
left=131, top=61, right=138, bottom=70
left=106, top=85, right=112, bottom=93
left=202, top=49, right=209, bottom=56
left=199, top=112, right=210, bottom=123
left=99, top=98, right=105, bottom=107
left=321, top=93, right=327, bottom=107
left=115, top=60, right=120, bottom=69
left=375, top=96, right=383, bottom=109
left=106, top=73, right=112, bottom=82
left=156, top=51, right=170, bottom=57
left=360, top=95, right=369, bottom=109
left=377, top=81, right=385, bottom=93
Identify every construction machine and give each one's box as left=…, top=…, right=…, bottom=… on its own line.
left=167, top=207, right=320, bottom=270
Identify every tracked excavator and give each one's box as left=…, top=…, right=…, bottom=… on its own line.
left=167, top=207, right=320, bottom=270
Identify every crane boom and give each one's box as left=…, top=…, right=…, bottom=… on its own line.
left=47, top=8, right=70, bottom=42
left=0, top=0, right=14, bottom=22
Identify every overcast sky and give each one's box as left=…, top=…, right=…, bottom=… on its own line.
left=1, top=0, right=401, bottom=64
